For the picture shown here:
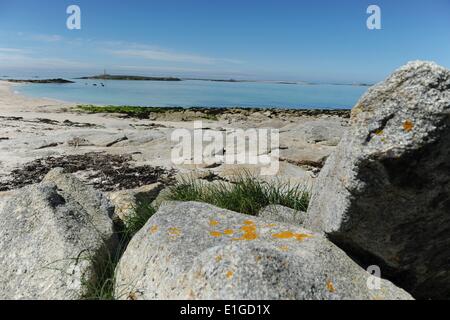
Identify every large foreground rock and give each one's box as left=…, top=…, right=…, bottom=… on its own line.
left=305, top=61, right=450, bottom=299
left=115, top=201, right=412, bottom=300
left=0, top=169, right=117, bottom=299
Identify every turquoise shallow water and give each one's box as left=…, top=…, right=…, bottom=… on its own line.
left=16, top=79, right=369, bottom=109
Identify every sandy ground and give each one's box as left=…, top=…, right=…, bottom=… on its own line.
left=0, top=80, right=349, bottom=193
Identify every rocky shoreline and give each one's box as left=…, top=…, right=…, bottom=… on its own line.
left=0, top=61, right=449, bottom=300
left=0, top=79, right=348, bottom=191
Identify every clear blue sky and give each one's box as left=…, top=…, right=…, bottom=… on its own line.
left=0, top=0, right=449, bottom=82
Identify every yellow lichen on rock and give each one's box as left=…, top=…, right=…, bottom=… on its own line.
left=223, top=229, right=234, bottom=235
left=168, top=227, right=181, bottom=239
left=403, top=120, right=414, bottom=132
left=232, top=220, right=258, bottom=241
left=210, top=231, right=222, bottom=237
left=264, top=223, right=277, bottom=228
left=272, top=231, right=295, bottom=239
left=209, top=219, right=219, bottom=227
left=272, top=231, right=313, bottom=241
left=149, top=225, right=158, bottom=234
left=326, top=280, right=336, bottom=293
left=294, top=233, right=313, bottom=241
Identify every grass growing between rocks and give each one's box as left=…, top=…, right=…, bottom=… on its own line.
left=82, top=249, right=122, bottom=300
left=123, top=203, right=157, bottom=239
left=163, top=174, right=310, bottom=215
left=82, top=174, right=309, bottom=299
left=82, top=202, right=158, bottom=300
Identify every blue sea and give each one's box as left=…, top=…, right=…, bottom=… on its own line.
left=16, top=79, right=369, bottom=109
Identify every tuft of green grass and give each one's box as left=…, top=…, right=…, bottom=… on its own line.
left=80, top=232, right=131, bottom=300
left=82, top=249, right=120, bottom=300
left=123, top=202, right=157, bottom=239
left=81, top=173, right=309, bottom=299
left=163, top=173, right=310, bottom=215
left=82, top=202, right=157, bottom=300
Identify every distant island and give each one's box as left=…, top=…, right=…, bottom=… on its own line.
left=7, top=78, right=74, bottom=84
left=184, top=78, right=372, bottom=86
left=77, top=74, right=181, bottom=81
left=4, top=74, right=373, bottom=87
left=328, top=82, right=373, bottom=87
left=184, top=78, right=303, bottom=84
left=209, top=79, right=241, bottom=83
left=352, top=83, right=373, bottom=87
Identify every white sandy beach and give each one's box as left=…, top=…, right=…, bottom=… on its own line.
left=0, top=80, right=348, bottom=193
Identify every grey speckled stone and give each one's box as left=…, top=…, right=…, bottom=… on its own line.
left=305, top=61, right=450, bottom=299
left=258, top=205, right=305, bottom=226
left=302, top=120, right=347, bottom=146
left=115, top=201, right=412, bottom=300
left=108, top=182, right=163, bottom=227
left=0, top=192, right=11, bottom=213
left=0, top=169, right=117, bottom=300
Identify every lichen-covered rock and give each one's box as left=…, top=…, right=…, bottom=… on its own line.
left=114, top=201, right=412, bottom=300
left=258, top=205, right=305, bottom=226
left=305, top=61, right=450, bottom=299
left=0, top=169, right=117, bottom=300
